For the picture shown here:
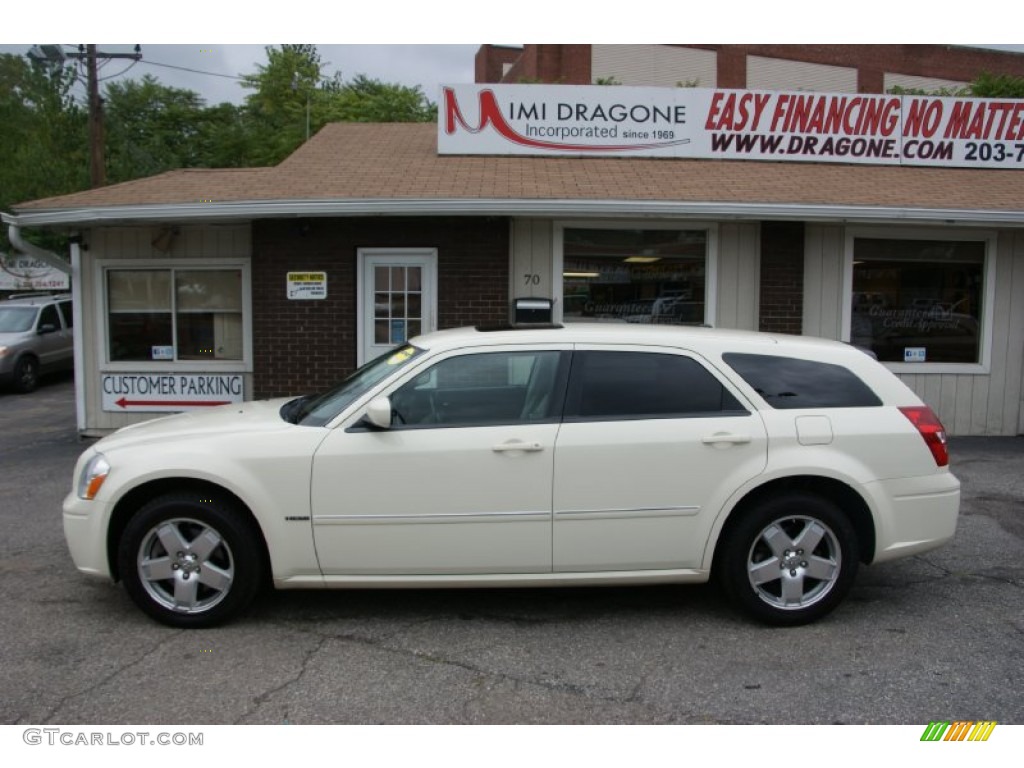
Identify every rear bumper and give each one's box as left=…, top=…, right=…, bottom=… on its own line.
left=866, top=472, right=961, bottom=563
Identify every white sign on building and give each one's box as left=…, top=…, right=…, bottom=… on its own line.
left=0, top=254, right=71, bottom=291
left=101, top=373, right=244, bottom=412
left=439, top=84, right=1024, bottom=169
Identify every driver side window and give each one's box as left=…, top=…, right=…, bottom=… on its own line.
left=390, top=350, right=566, bottom=428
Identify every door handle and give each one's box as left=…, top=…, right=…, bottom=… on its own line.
left=701, top=433, right=752, bottom=446
left=492, top=440, right=544, bottom=453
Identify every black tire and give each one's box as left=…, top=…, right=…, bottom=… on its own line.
left=719, top=492, right=859, bottom=626
left=13, top=356, right=39, bottom=393
left=118, top=492, right=264, bottom=628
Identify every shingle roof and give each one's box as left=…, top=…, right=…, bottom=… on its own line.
left=12, top=122, right=1024, bottom=214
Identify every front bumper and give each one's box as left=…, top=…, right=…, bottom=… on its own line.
left=63, top=491, right=114, bottom=580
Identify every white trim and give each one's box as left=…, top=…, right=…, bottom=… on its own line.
left=841, top=226, right=997, bottom=375
left=94, top=258, right=253, bottom=373
left=70, top=240, right=86, bottom=432
left=7, top=199, right=1024, bottom=228
left=356, top=248, right=438, bottom=366
left=552, top=220, right=719, bottom=327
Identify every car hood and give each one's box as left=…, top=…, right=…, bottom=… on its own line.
left=0, top=330, right=32, bottom=345
left=94, top=397, right=306, bottom=454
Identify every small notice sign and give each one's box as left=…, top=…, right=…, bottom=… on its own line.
left=287, top=271, right=327, bottom=300
left=904, top=347, right=927, bottom=363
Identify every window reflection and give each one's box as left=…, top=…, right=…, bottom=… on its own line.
left=851, top=239, right=983, bottom=364
left=563, top=229, right=707, bottom=325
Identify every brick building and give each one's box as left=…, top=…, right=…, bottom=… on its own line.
left=476, top=44, right=1024, bottom=93
left=4, top=47, right=1024, bottom=436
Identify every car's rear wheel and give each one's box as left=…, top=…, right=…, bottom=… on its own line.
left=13, top=356, right=39, bottom=393
left=720, top=492, right=859, bottom=626
left=118, top=493, right=263, bottom=628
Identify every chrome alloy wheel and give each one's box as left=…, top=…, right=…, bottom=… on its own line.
left=137, top=518, right=235, bottom=614
left=746, top=515, right=841, bottom=611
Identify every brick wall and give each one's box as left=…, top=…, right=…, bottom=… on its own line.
left=483, top=44, right=593, bottom=84
left=252, top=217, right=509, bottom=398
left=479, top=44, right=1024, bottom=93
left=758, top=221, right=804, bottom=335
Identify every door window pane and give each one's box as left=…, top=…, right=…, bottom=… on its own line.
left=563, top=229, right=707, bottom=325
left=391, top=351, right=564, bottom=427
left=565, top=352, right=744, bottom=420
left=851, top=238, right=984, bottom=364
left=371, top=265, right=423, bottom=346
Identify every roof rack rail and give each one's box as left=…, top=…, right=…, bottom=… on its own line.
left=6, top=291, right=55, bottom=299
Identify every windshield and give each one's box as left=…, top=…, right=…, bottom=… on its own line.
left=286, top=345, right=426, bottom=427
left=0, top=306, right=37, bottom=333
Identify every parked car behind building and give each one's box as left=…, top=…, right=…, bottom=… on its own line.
left=0, top=293, right=74, bottom=393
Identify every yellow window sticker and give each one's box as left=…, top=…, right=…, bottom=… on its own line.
left=387, top=347, right=415, bottom=365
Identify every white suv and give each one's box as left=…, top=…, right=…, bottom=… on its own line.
left=64, top=324, right=960, bottom=628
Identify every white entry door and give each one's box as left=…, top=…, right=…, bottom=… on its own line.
left=358, top=249, right=437, bottom=365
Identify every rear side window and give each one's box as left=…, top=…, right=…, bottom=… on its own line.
left=565, top=351, right=746, bottom=420
left=722, top=353, right=882, bottom=409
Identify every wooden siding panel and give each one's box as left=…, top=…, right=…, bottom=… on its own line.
left=716, top=224, right=740, bottom=329
left=803, top=225, right=843, bottom=340
left=1004, top=232, right=1024, bottom=434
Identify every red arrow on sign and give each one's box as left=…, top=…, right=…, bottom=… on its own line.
left=115, top=397, right=232, bottom=409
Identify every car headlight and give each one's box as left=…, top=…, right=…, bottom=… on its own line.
left=0, top=346, right=9, bottom=358
left=77, top=453, right=111, bottom=500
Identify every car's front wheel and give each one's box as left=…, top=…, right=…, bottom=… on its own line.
left=719, top=492, right=859, bottom=626
left=13, top=356, right=39, bottom=393
left=118, top=493, right=263, bottom=628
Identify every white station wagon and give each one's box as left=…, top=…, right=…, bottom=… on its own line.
left=64, top=324, right=960, bottom=627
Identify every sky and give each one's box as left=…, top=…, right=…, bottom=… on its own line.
left=0, top=43, right=481, bottom=107
left=3, top=2, right=1023, bottom=108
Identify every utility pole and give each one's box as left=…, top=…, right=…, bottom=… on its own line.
left=63, top=45, right=143, bottom=188
left=85, top=45, right=103, bottom=187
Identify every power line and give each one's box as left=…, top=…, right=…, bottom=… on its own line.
left=138, top=59, right=245, bottom=81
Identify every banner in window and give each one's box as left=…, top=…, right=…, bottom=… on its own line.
left=439, top=84, right=1024, bottom=169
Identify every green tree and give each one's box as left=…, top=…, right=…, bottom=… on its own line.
left=241, top=45, right=437, bottom=165
left=0, top=52, right=87, bottom=251
left=0, top=53, right=87, bottom=208
left=969, top=71, right=1024, bottom=98
left=104, top=76, right=209, bottom=181
left=104, top=76, right=256, bottom=180
left=240, top=44, right=324, bottom=165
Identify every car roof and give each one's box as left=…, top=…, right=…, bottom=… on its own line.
left=3, top=293, right=71, bottom=306
left=411, top=323, right=855, bottom=359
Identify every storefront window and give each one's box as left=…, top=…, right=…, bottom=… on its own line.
left=107, top=268, right=244, bottom=362
left=850, top=238, right=984, bottom=364
left=562, top=228, right=707, bottom=325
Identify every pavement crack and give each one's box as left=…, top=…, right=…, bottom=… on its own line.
left=37, top=630, right=185, bottom=724
left=234, top=634, right=329, bottom=724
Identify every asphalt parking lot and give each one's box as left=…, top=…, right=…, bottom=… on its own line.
left=1, top=375, right=1021, bottom=725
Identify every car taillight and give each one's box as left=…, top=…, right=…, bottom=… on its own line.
left=899, top=406, right=949, bottom=467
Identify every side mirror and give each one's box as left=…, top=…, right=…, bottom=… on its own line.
left=38, top=323, right=58, bottom=334
left=364, top=395, right=393, bottom=430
